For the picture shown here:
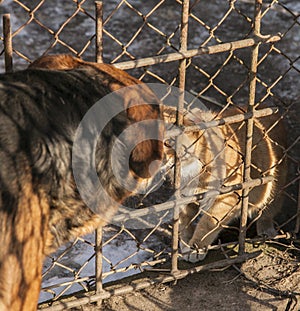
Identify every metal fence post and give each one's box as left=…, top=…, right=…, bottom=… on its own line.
left=171, top=0, right=190, bottom=274
left=95, top=1, right=104, bottom=307
left=295, top=169, right=300, bottom=233
left=3, top=13, right=13, bottom=72
left=95, top=1, right=103, bottom=63
left=239, top=0, right=263, bottom=254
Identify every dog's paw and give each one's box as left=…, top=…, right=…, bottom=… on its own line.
left=180, top=242, right=207, bottom=263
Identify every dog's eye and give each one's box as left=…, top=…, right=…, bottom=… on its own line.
left=164, top=139, right=173, bottom=148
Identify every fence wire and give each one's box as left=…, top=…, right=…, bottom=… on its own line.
left=0, top=0, right=299, bottom=310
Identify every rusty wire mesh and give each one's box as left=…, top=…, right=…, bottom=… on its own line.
left=0, top=0, right=299, bottom=310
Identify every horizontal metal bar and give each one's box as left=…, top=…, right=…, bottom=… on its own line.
left=41, top=257, right=167, bottom=293
left=41, top=276, right=92, bottom=292
left=112, top=176, right=274, bottom=223
left=167, top=107, right=278, bottom=138
left=113, top=35, right=281, bottom=70
left=103, top=259, right=167, bottom=277
left=39, top=251, right=261, bottom=310
left=201, top=232, right=292, bottom=253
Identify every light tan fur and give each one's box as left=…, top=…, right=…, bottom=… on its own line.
left=162, top=105, right=286, bottom=262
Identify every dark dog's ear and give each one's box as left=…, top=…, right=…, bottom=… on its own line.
left=121, top=86, right=164, bottom=179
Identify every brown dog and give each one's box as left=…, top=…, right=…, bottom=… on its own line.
left=0, top=55, right=164, bottom=310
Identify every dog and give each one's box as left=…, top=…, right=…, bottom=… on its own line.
left=162, top=104, right=286, bottom=262
left=0, top=54, right=164, bottom=310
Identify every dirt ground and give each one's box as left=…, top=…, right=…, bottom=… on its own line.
left=63, top=241, right=300, bottom=311
left=102, top=270, right=293, bottom=311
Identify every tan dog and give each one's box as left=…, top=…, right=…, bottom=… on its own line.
left=162, top=105, right=286, bottom=262
left=0, top=55, right=164, bottom=310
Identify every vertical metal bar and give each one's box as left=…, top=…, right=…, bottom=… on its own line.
left=239, top=0, right=262, bottom=254
left=95, top=228, right=103, bottom=307
left=294, top=172, right=300, bottom=233
left=3, top=14, right=13, bottom=73
left=95, top=1, right=104, bottom=307
left=172, top=0, right=189, bottom=274
left=95, top=1, right=103, bottom=63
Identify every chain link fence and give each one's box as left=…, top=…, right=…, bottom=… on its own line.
left=0, top=0, right=299, bottom=309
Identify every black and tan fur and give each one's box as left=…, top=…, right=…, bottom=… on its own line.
left=0, top=55, right=164, bottom=310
